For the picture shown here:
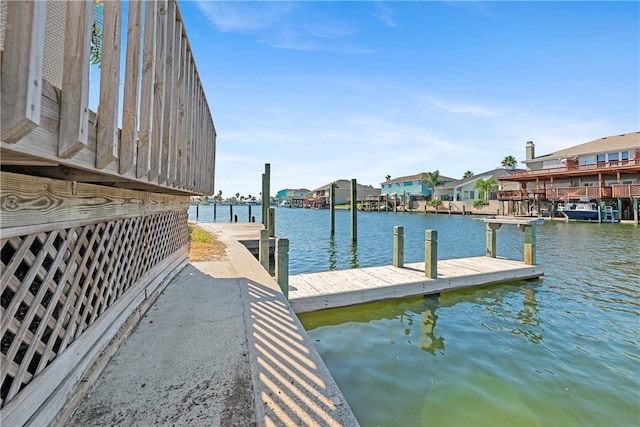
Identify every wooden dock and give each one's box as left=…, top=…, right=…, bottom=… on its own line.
left=289, top=257, right=543, bottom=313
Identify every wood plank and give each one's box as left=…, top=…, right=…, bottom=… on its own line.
left=136, top=0, right=157, bottom=179
left=58, top=0, right=92, bottom=158
left=149, top=0, right=168, bottom=182
left=289, top=257, right=544, bottom=313
left=168, top=20, right=182, bottom=186
left=119, top=0, right=143, bottom=174
left=96, top=0, right=122, bottom=169
left=0, top=0, right=45, bottom=143
left=159, top=1, right=175, bottom=185
left=174, top=34, right=187, bottom=188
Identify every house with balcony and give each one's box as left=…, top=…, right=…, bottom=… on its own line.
left=307, top=180, right=381, bottom=208
left=439, top=168, right=521, bottom=202
left=498, top=133, right=640, bottom=220
left=380, top=172, right=456, bottom=207
left=277, top=188, right=311, bottom=208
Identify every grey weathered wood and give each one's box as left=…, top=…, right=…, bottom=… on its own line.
left=96, top=0, right=122, bottom=169
left=425, top=229, right=437, bottom=278
left=119, top=0, right=143, bottom=174
left=276, top=238, right=289, bottom=298
left=523, top=225, right=536, bottom=265
left=289, top=257, right=544, bottom=313
left=262, top=163, right=271, bottom=227
left=259, top=228, right=269, bottom=270
left=58, top=0, right=92, bottom=158
left=136, top=0, right=157, bottom=179
left=159, top=0, right=175, bottom=184
left=350, top=179, right=357, bottom=241
left=393, top=226, right=404, bottom=267
left=1, top=0, right=45, bottom=143
left=174, top=34, right=187, bottom=188
left=168, top=19, right=182, bottom=186
left=486, top=223, right=500, bottom=258
left=149, top=0, right=167, bottom=182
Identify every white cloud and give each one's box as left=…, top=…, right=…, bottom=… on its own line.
left=195, top=2, right=294, bottom=33
left=371, top=2, right=397, bottom=27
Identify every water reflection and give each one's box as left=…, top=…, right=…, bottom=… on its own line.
left=327, top=236, right=337, bottom=270
left=349, top=241, right=358, bottom=269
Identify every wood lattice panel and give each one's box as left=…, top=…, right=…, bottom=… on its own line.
left=0, top=210, right=188, bottom=408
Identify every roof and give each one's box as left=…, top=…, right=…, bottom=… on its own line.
left=381, top=172, right=457, bottom=185
left=441, top=168, right=520, bottom=189
left=312, top=179, right=379, bottom=192
left=526, top=132, right=640, bottom=163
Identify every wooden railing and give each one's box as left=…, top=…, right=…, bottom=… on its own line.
left=511, top=158, right=640, bottom=178
left=496, top=190, right=546, bottom=201
left=612, top=184, right=640, bottom=198
left=1, top=0, right=215, bottom=195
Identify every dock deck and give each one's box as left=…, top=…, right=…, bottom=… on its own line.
left=289, top=257, right=543, bottom=313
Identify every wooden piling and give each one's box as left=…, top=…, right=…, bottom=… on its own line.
left=486, top=223, right=500, bottom=258
left=276, top=238, right=289, bottom=298
left=523, top=225, right=536, bottom=265
left=393, top=226, right=404, bottom=267
left=259, top=229, right=269, bottom=270
left=329, top=183, right=335, bottom=235
left=350, top=179, right=357, bottom=241
left=229, top=204, right=233, bottom=222
left=248, top=204, right=252, bottom=222
left=214, top=203, right=217, bottom=220
left=268, top=208, right=275, bottom=238
left=196, top=204, right=199, bottom=218
left=262, top=163, right=270, bottom=228
left=425, top=229, right=437, bottom=278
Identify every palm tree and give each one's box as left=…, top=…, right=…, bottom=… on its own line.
left=463, top=170, right=474, bottom=178
left=385, top=175, right=391, bottom=181
left=501, top=155, right=518, bottom=170
left=421, top=170, right=443, bottom=200
left=475, top=177, right=497, bottom=202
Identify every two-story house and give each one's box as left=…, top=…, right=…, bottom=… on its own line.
left=380, top=173, right=456, bottom=205
left=498, top=133, right=640, bottom=220
left=308, top=180, right=381, bottom=208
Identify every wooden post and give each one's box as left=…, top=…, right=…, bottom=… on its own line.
left=393, top=226, right=404, bottom=267
left=425, top=229, right=437, bottom=279
left=523, top=225, right=536, bottom=265
left=350, top=179, right=357, bottom=241
left=196, top=204, right=199, bottom=218
left=276, top=238, right=289, bottom=298
left=262, top=164, right=271, bottom=228
left=634, top=198, right=639, bottom=224
left=329, top=184, right=335, bottom=235
left=229, top=204, right=233, bottom=222
left=268, top=208, right=275, bottom=237
left=259, top=229, right=269, bottom=270
left=214, top=203, right=217, bottom=220
left=486, top=223, right=501, bottom=258
left=248, top=204, right=252, bottom=223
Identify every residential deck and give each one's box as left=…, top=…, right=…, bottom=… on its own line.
left=289, top=257, right=543, bottom=313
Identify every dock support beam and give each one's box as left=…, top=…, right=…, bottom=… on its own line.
left=634, top=198, right=639, bottom=224
left=425, top=229, right=437, bottom=278
left=259, top=229, right=269, bottom=270
left=262, top=163, right=270, bottom=228
left=276, top=238, right=289, bottom=298
left=523, top=225, right=536, bottom=265
left=350, top=179, right=357, bottom=241
left=268, top=208, right=275, bottom=237
left=329, top=183, right=335, bottom=235
left=486, top=223, right=501, bottom=258
left=393, top=226, right=404, bottom=267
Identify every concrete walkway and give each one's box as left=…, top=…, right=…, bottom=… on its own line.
left=68, top=224, right=358, bottom=426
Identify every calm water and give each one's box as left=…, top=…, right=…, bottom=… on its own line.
left=190, top=205, right=640, bottom=426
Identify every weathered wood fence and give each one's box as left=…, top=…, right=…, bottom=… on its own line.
left=1, top=1, right=216, bottom=424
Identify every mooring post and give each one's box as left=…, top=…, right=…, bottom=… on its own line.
left=259, top=229, right=269, bottom=270
left=350, top=178, right=357, bottom=241
left=248, top=204, right=252, bottom=223
left=196, top=204, right=199, bottom=218
left=523, top=225, right=536, bottom=265
left=634, top=198, right=639, bottom=224
left=268, top=208, right=275, bottom=238
left=214, top=203, right=217, bottom=221
left=425, top=229, right=437, bottom=278
left=276, top=238, right=289, bottom=298
left=229, top=204, right=233, bottom=222
left=329, top=183, right=335, bottom=235
left=393, top=226, right=404, bottom=267
left=486, top=223, right=501, bottom=258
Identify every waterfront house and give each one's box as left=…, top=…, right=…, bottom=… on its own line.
left=497, top=133, right=640, bottom=220
left=277, top=188, right=311, bottom=208
left=1, top=1, right=216, bottom=424
left=380, top=173, right=456, bottom=208
left=439, top=168, right=521, bottom=202
left=308, top=179, right=381, bottom=208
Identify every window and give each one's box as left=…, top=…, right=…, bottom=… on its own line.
left=469, top=190, right=475, bottom=200
left=597, top=154, right=606, bottom=163
left=404, top=181, right=412, bottom=187
left=621, top=151, right=629, bottom=161
left=608, top=152, right=618, bottom=162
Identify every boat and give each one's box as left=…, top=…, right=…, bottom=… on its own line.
left=557, top=202, right=619, bottom=222
left=558, top=202, right=600, bottom=221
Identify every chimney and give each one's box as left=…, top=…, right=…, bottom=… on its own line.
left=526, top=141, right=535, bottom=161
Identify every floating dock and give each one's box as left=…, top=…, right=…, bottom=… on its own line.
left=289, top=257, right=543, bottom=313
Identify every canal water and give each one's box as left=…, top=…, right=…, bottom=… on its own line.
left=190, top=205, right=640, bottom=426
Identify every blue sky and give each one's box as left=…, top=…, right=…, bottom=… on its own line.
left=176, top=1, right=639, bottom=198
